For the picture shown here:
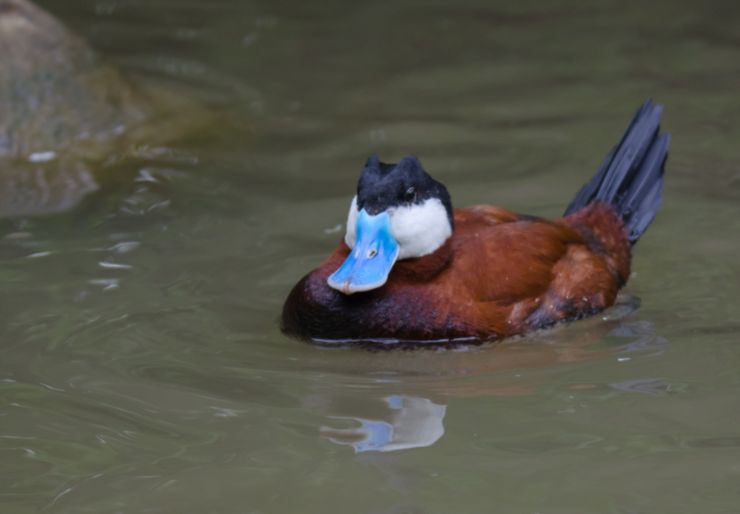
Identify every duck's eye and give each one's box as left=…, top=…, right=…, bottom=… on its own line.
left=404, top=186, right=416, bottom=202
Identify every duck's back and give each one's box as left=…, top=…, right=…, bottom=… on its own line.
left=448, top=204, right=629, bottom=338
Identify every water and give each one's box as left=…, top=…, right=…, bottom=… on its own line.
left=2, top=0, right=740, bottom=512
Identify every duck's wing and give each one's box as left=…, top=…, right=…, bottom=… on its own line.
left=451, top=214, right=623, bottom=336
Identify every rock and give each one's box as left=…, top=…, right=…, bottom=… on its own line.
left=0, top=0, right=209, bottom=217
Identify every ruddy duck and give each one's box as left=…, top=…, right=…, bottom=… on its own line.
left=282, top=100, right=669, bottom=345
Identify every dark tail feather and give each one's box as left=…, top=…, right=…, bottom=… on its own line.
left=564, top=99, right=670, bottom=245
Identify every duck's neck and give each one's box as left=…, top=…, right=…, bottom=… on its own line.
left=392, top=237, right=454, bottom=282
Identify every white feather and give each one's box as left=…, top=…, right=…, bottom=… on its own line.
left=389, top=198, right=452, bottom=259
left=342, top=196, right=452, bottom=259
left=344, top=196, right=359, bottom=248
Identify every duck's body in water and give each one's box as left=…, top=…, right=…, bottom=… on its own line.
left=282, top=100, right=670, bottom=345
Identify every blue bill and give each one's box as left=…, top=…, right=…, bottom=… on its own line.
left=327, top=209, right=399, bottom=294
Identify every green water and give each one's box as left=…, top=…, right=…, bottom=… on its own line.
left=2, top=0, right=740, bottom=512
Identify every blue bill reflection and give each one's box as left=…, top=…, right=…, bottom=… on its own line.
left=321, top=395, right=446, bottom=453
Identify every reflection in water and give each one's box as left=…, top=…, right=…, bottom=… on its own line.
left=321, top=395, right=446, bottom=453
left=314, top=312, right=669, bottom=453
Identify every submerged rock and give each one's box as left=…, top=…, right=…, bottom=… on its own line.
left=0, top=0, right=208, bottom=217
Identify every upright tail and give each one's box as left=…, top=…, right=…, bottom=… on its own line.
left=564, top=100, right=670, bottom=245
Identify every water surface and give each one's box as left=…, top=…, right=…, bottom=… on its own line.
left=2, top=0, right=740, bottom=513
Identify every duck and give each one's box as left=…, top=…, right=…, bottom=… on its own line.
left=282, top=100, right=670, bottom=345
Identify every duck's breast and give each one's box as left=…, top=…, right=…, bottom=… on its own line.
left=281, top=243, right=488, bottom=342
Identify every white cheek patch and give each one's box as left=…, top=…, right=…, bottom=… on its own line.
left=343, top=196, right=359, bottom=248
left=389, top=198, right=452, bottom=259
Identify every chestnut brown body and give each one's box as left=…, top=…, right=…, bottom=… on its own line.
left=282, top=202, right=631, bottom=343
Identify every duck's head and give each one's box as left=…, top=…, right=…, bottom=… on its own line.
left=328, top=155, right=454, bottom=295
